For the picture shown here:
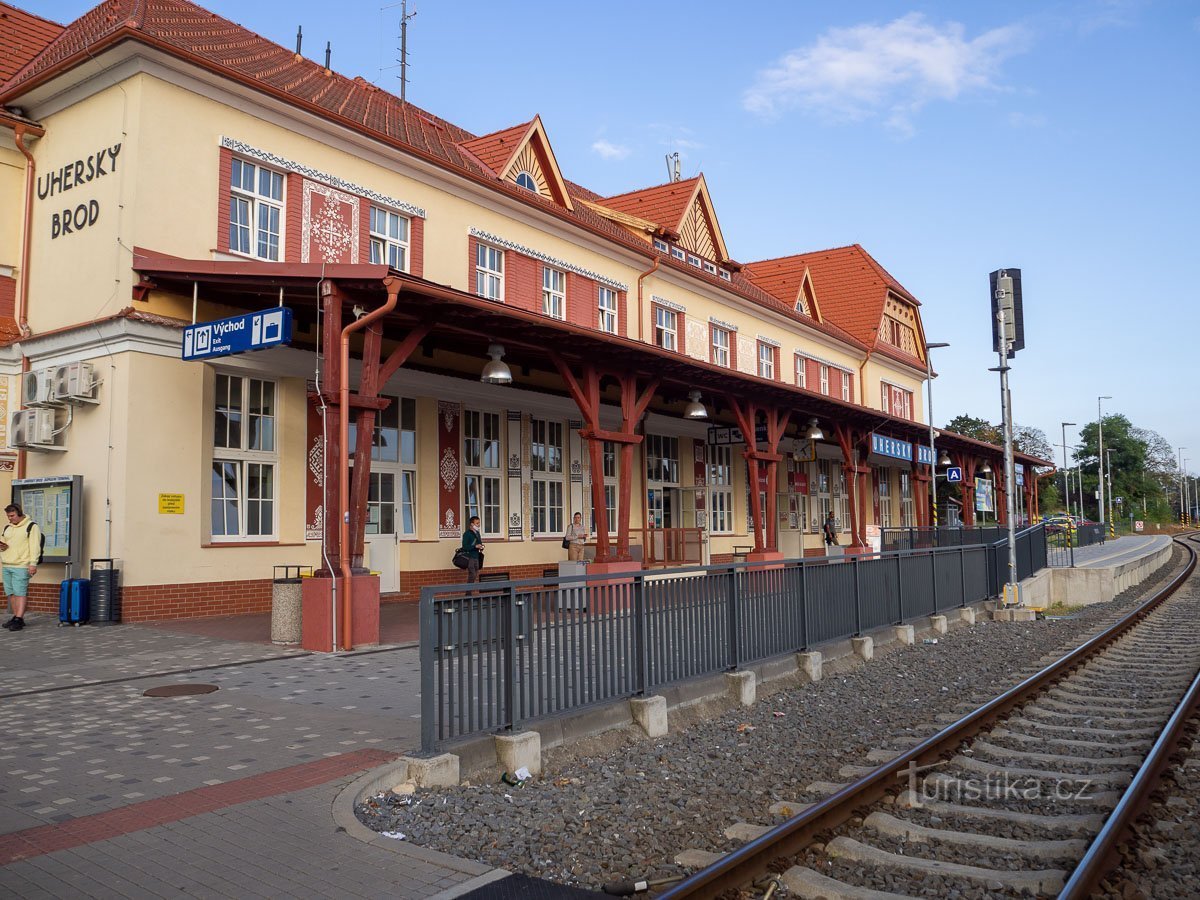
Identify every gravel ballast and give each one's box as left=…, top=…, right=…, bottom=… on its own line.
left=357, top=546, right=1188, bottom=894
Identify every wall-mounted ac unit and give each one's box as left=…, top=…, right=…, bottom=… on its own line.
left=22, top=369, right=58, bottom=407
left=10, top=408, right=59, bottom=450
left=51, top=361, right=98, bottom=404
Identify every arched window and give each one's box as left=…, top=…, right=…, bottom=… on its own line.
left=515, top=171, right=537, bottom=193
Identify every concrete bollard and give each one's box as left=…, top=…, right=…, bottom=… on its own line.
left=930, top=615, right=948, bottom=635
left=992, top=608, right=1015, bottom=622
left=629, top=696, right=668, bottom=737
left=400, top=753, right=460, bottom=787
left=959, top=607, right=977, bottom=626
left=892, top=624, right=915, bottom=646
left=1013, top=608, right=1037, bottom=622
left=495, top=732, right=541, bottom=777
left=725, top=670, right=756, bottom=706
left=851, top=636, right=874, bottom=661
left=797, top=651, right=823, bottom=683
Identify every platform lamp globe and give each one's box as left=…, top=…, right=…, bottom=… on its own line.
left=924, top=341, right=950, bottom=527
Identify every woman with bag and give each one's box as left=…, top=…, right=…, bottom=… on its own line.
left=459, top=516, right=484, bottom=582
left=563, top=512, right=588, bottom=562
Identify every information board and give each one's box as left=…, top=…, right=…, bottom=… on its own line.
left=10, top=475, right=83, bottom=565
left=182, top=308, right=293, bottom=361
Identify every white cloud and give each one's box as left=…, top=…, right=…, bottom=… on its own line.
left=743, top=14, right=1029, bottom=133
left=1008, top=111, right=1047, bottom=128
left=591, top=139, right=631, bottom=161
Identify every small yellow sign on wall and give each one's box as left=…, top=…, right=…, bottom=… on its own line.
left=158, top=493, right=185, bottom=514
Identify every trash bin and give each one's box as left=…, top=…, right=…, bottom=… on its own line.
left=89, top=558, right=121, bottom=625
left=271, top=565, right=310, bottom=645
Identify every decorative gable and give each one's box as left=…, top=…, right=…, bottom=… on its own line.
left=794, top=269, right=821, bottom=321
left=676, top=176, right=729, bottom=263
left=880, top=294, right=923, bottom=360
left=459, top=116, right=573, bottom=211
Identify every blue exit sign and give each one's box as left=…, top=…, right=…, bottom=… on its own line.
left=183, top=308, right=293, bottom=361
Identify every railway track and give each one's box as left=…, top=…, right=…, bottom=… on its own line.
left=660, top=532, right=1200, bottom=899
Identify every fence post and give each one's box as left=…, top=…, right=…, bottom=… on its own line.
left=930, top=549, right=939, bottom=613
left=420, top=588, right=435, bottom=752
left=504, top=585, right=518, bottom=734
left=727, top=568, right=741, bottom=671
left=895, top=552, right=904, bottom=624
left=799, top=560, right=809, bottom=650
left=853, top=555, right=863, bottom=636
left=1069, top=525, right=1076, bottom=568
left=958, top=545, right=966, bottom=608
left=634, top=573, right=648, bottom=696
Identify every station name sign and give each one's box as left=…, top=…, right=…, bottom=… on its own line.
left=871, top=433, right=933, bottom=465
left=182, top=308, right=294, bottom=361
left=38, top=143, right=123, bottom=240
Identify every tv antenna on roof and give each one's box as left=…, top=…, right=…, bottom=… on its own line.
left=665, top=152, right=681, bottom=183
left=380, top=0, right=418, bottom=101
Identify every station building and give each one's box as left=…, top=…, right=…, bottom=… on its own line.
left=0, top=0, right=1047, bottom=625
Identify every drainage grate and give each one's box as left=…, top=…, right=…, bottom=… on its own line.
left=142, top=684, right=219, bottom=698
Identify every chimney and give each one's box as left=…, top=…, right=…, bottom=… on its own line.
left=324, top=41, right=332, bottom=75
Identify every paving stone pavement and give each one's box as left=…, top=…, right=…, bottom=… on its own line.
left=0, top=616, right=496, bottom=897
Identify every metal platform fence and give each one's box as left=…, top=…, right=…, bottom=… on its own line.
left=986, top=523, right=1048, bottom=594
left=881, top=526, right=1006, bottom=551
left=1045, top=521, right=1106, bottom=568
left=419, top=541, right=1004, bottom=751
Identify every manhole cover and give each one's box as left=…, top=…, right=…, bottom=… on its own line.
left=142, top=684, right=219, bottom=698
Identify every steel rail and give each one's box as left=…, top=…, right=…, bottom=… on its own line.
left=1059, top=531, right=1200, bottom=898
left=661, top=533, right=1198, bottom=899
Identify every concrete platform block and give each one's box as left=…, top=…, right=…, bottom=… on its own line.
left=991, top=608, right=1015, bottom=622
left=797, top=651, right=823, bottom=683
left=892, top=625, right=915, bottom=646
left=629, top=695, right=668, bottom=737
left=851, top=636, right=873, bottom=661
left=1013, top=608, right=1037, bottom=622
left=401, top=753, right=460, bottom=787
left=725, top=670, right=756, bottom=706
left=930, top=615, right=948, bottom=635
left=495, top=731, right=541, bottom=777
left=959, top=607, right=977, bottom=626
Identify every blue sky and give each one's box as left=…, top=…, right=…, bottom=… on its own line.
left=29, top=0, right=1200, bottom=475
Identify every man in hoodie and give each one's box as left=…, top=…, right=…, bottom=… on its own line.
left=1, top=504, right=42, bottom=632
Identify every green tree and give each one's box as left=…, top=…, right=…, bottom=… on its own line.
left=944, top=414, right=1000, bottom=444
left=1074, top=414, right=1171, bottom=522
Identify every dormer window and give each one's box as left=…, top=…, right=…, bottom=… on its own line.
left=687, top=254, right=702, bottom=268
left=718, top=268, right=731, bottom=281
left=670, top=247, right=685, bottom=261
left=703, top=261, right=717, bottom=275
left=515, top=171, right=538, bottom=193
left=653, top=238, right=669, bottom=253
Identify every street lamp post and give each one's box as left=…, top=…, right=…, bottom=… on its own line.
left=1179, top=447, right=1188, bottom=525
left=925, top=342, right=950, bottom=528
left=1184, top=459, right=1191, bottom=527
left=1106, top=448, right=1115, bottom=537
left=1061, top=422, right=1076, bottom=519
left=1097, top=396, right=1111, bottom=525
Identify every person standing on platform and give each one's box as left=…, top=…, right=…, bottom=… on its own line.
left=461, top=515, right=484, bottom=583
left=823, top=510, right=839, bottom=547
left=564, top=512, right=588, bottom=562
left=1, top=504, right=42, bottom=632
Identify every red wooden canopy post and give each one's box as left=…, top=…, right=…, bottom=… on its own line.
left=726, top=398, right=790, bottom=559
left=553, top=358, right=612, bottom=564
left=832, top=423, right=869, bottom=553
left=911, top=442, right=931, bottom=528
left=317, top=287, right=344, bottom=573
left=953, top=453, right=979, bottom=528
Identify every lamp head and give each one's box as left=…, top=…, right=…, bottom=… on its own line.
left=682, top=390, right=708, bottom=420
left=480, top=344, right=513, bottom=385
left=804, top=417, right=823, bottom=440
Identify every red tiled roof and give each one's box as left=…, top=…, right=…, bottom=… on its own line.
left=0, top=0, right=868, bottom=355
left=597, top=177, right=699, bottom=232
left=745, top=244, right=922, bottom=357
left=459, top=121, right=532, bottom=175
left=0, top=3, right=62, bottom=85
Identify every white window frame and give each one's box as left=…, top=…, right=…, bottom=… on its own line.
left=542, top=266, right=566, bottom=320
left=228, top=157, right=284, bottom=262
left=211, top=372, right=278, bottom=541
left=463, top=409, right=503, bottom=538
left=718, top=268, right=731, bottom=281
left=598, top=286, right=618, bottom=334
left=530, top=418, right=565, bottom=537
left=475, top=243, right=504, bottom=301
left=841, top=370, right=851, bottom=402
left=711, top=326, right=731, bottom=368
left=709, top=444, right=734, bottom=534
left=880, top=383, right=891, bottom=414
left=349, top=395, right=418, bottom=538
left=703, top=261, right=717, bottom=275
left=369, top=206, right=410, bottom=272
left=877, top=468, right=894, bottom=528
left=670, top=246, right=686, bottom=261
left=653, top=238, right=670, bottom=253
left=819, top=364, right=830, bottom=395
left=757, top=342, right=775, bottom=380
left=654, top=306, right=678, bottom=352
left=900, top=471, right=915, bottom=527
left=795, top=354, right=807, bottom=389
left=687, top=253, right=702, bottom=268
left=515, top=171, right=537, bottom=193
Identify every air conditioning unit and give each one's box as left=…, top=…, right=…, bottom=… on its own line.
left=10, top=408, right=58, bottom=449
left=22, top=369, right=58, bottom=407
left=51, top=361, right=98, bottom=404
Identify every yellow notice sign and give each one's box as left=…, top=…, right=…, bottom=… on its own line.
left=158, top=493, right=185, bottom=515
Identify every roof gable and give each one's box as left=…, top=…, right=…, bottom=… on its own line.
left=596, top=174, right=730, bottom=262
left=458, top=115, right=573, bottom=211
left=743, top=259, right=823, bottom=323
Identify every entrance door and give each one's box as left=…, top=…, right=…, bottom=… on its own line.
left=365, top=471, right=399, bottom=594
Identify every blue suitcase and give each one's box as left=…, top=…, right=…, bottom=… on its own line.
left=59, top=579, right=90, bottom=626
